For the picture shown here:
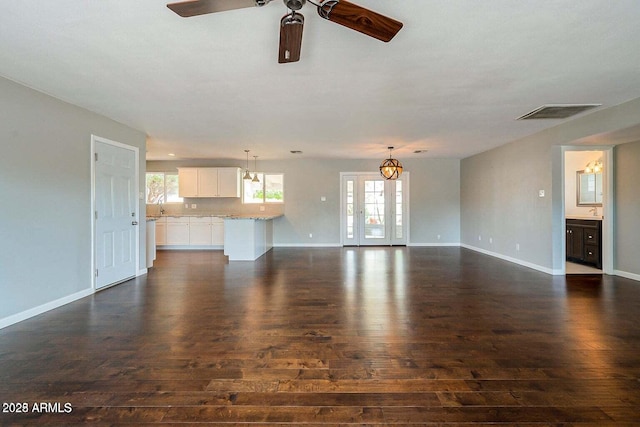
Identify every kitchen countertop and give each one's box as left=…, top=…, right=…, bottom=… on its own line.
left=224, top=214, right=283, bottom=220
left=146, top=214, right=283, bottom=220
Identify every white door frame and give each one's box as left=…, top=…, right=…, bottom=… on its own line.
left=90, top=135, right=140, bottom=290
left=340, top=172, right=410, bottom=246
left=558, top=146, right=614, bottom=275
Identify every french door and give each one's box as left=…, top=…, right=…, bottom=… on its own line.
left=93, top=137, right=138, bottom=289
left=341, top=173, right=408, bottom=246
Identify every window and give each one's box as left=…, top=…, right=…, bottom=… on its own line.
left=243, top=173, right=284, bottom=204
left=145, top=172, right=183, bottom=204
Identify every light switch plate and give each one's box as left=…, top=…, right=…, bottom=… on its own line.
left=539, top=190, right=545, bottom=197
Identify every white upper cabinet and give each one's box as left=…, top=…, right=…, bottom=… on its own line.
left=178, top=168, right=199, bottom=197
left=197, top=168, right=219, bottom=197
left=217, top=167, right=241, bottom=197
left=178, top=167, right=240, bottom=198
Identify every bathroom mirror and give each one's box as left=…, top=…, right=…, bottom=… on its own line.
left=576, top=170, right=603, bottom=206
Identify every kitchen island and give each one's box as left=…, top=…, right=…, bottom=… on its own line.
left=224, top=215, right=282, bottom=261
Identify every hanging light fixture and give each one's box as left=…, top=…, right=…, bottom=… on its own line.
left=252, top=156, right=260, bottom=183
left=379, top=146, right=403, bottom=180
left=584, top=159, right=603, bottom=174
left=243, top=150, right=252, bottom=180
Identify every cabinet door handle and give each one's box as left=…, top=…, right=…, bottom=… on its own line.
left=588, top=235, right=593, bottom=239
left=588, top=251, right=593, bottom=255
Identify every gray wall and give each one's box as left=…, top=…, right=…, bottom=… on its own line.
left=461, top=96, right=640, bottom=274
left=147, top=157, right=461, bottom=246
left=614, top=140, right=640, bottom=276
left=461, top=135, right=554, bottom=268
left=0, top=76, right=147, bottom=322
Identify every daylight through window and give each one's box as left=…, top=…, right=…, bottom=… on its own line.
left=146, top=172, right=183, bottom=204
left=243, top=173, right=284, bottom=204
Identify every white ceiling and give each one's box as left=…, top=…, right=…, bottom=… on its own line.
left=2, top=0, right=640, bottom=161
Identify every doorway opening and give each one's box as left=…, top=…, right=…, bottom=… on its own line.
left=562, top=147, right=613, bottom=275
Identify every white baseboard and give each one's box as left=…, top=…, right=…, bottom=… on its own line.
left=0, top=288, right=94, bottom=330
left=408, top=242, right=460, bottom=247
left=137, top=268, right=148, bottom=276
left=273, top=243, right=343, bottom=248
left=461, top=244, right=557, bottom=275
left=614, top=270, right=640, bottom=282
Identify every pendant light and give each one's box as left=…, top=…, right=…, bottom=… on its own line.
left=252, top=156, right=260, bottom=183
left=379, top=146, right=403, bottom=180
left=584, top=159, right=603, bottom=174
left=243, top=150, right=252, bottom=180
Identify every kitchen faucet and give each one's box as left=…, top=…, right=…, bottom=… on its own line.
left=158, top=201, right=165, bottom=215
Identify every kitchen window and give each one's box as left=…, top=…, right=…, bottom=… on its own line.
left=146, top=172, right=183, bottom=204
left=243, top=173, right=284, bottom=204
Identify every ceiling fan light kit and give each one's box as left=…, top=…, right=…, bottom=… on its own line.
left=167, top=0, right=402, bottom=63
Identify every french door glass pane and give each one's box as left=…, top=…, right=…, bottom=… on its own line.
left=346, top=180, right=354, bottom=239
left=395, top=180, right=403, bottom=239
left=364, top=180, right=385, bottom=239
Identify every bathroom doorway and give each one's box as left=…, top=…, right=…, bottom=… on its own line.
left=562, top=148, right=613, bottom=275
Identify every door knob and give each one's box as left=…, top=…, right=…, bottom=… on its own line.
left=132, top=221, right=139, bottom=225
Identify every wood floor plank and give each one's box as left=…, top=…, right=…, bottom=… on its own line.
left=1, top=247, right=639, bottom=425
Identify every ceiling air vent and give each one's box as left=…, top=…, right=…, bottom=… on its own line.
left=516, top=104, right=601, bottom=120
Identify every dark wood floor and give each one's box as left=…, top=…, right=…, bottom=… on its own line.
left=1, top=247, right=640, bottom=425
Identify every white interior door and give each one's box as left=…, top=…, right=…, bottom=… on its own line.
left=94, top=138, right=137, bottom=289
left=341, top=173, right=408, bottom=246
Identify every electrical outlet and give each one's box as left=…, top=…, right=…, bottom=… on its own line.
left=321, top=196, right=326, bottom=202
left=437, top=234, right=441, bottom=240
left=516, top=243, right=520, bottom=251
left=489, top=237, right=493, bottom=244
left=478, top=235, right=482, bottom=241
left=309, top=233, right=313, bottom=238
left=259, top=206, right=266, bottom=212
left=539, top=190, right=545, bottom=197
left=191, top=204, right=197, bottom=209
left=185, top=204, right=189, bottom=209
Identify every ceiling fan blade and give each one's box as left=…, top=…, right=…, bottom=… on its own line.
left=317, top=0, right=403, bottom=42
left=279, top=13, right=304, bottom=64
left=167, top=0, right=261, bottom=18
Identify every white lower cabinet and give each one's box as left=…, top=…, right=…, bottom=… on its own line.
left=155, top=216, right=224, bottom=248
left=155, top=218, right=167, bottom=245
left=166, top=217, right=190, bottom=245
left=189, top=217, right=213, bottom=246
left=212, top=218, right=224, bottom=246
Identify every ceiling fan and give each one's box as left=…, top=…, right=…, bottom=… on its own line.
left=166, top=0, right=403, bottom=64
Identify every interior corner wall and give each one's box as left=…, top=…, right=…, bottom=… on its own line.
left=614, top=140, right=640, bottom=278
left=461, top=96, right=640, bottom=274
left=0, top=76, right=147, bottom=324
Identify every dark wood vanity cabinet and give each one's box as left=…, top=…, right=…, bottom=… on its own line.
left=566, top=219, right=602, bottom=269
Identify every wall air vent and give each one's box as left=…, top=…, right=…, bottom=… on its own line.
left=516, top=104, right=601, bottom=120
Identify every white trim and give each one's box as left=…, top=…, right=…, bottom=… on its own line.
left=157, top=245, right=224, bottom=250
left=461, top=244, right=559, bottom=275
left=274, top=243, right=343, bottom=248
left=137, top=268, right=148, bottom=276
left=91, top=135, right=141, bottom=291
left=614, top=270, right=640, bottom=282
left=0, top=288, right=93, bottom=330
left=409, top=243, right=460, bottom=247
